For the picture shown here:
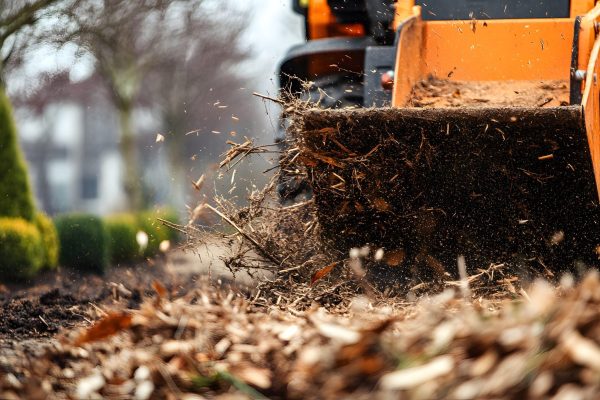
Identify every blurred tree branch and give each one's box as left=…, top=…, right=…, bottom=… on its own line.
left=0, top=0, right=80, bottom=84
left=55, top=0, right=256, bottom=210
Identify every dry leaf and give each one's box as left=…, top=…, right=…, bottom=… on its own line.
left=74, top=312, right=132, bottom=346
left=384, top=249, right=406, bottom=267
left=372, top=197, right=391, bottom=212
left=309, top=152, right=345, bottom=168
left=310, top=262, right=338, bottom=285
left=297, top=155, right=319, bottom=168
left=152, top=280, right=168, bottom=299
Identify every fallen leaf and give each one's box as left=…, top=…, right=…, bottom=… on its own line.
left=384, top=249, right=406, bottom=267
left=152, top=280, right=168, bottom=299
left=309, top=152, right=345, bottom=168
left=372, top=197, right=391, bottom=212
left=310, top=262, right=338, bottom=285
left=74, top=312, right=132, bottom=346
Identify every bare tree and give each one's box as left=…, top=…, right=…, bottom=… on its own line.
left=143, top=3, right=253, bottom=207
left=1, top=1, right=56, bottom=83
left=60, top=0, right=186, bottom=210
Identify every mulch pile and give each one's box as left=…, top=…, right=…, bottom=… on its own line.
left=2, top=271, right=600, bottom=399
left=407, top=77, right=569, bottom=108
left=286, top=95, right=600, bottom=277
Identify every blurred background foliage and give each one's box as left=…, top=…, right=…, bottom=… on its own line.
left=3, top=0, right=303, bottom=216
left=0, top=0, right=303, bottom=279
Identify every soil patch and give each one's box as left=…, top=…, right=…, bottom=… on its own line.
left=0, top=288, right=84, bottom=338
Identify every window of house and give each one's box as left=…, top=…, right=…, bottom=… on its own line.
left=81, top=174, right=98, bottom=199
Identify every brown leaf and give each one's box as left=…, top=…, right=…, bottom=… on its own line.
left=74, top=312, right=132, bottom=346
left=152, top=280, right=168, bottom=298
left=297, top=155, right=319, bottom=167
left=372, top=197, right=391, bottom=212
left=384, top=249, right=406, bottom=267
left=312, top=153, right=345, bottom=168
left=310, top=262, right=338, bottom=285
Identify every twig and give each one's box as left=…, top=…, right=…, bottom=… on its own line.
left=88, top=302, right=108, bottom=317
left=205, top=204, right=282, bottom=266
left=252, top=92, right=285, bottom=105
left=457, top=255, right=472, bottom=300
left=39, top=315, right=49, bottom=327
left=157, top=218, right=187, bottom=234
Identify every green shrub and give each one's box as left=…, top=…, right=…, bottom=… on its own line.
left=54, top=214, right=109, bottom=274
left=34, top=212, right=59, bottom=270
left=106, top=214, right=139, bottom=265
left=0, top=218, right=44, bottom=280
left=137, top=207, right=180, bottom=257
left=0, top=89, right=36, bottom=221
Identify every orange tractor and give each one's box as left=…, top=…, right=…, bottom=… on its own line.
left=279, top=1, right=600, bottom=272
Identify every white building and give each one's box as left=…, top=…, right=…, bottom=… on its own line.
left=16, top=88, right=168, bottom=216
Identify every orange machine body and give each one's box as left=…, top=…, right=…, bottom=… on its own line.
left=388, top=1, right=600, bottom=199
left=307, top=0, right=366, bottom=39
left=302, top=0, right=600, bottom=199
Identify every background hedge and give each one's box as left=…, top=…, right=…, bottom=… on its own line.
left=54, top=214, right=109, bottom=274
left=137, top=207, right=179, bottom=257
left=34, top=212, right=60, bottom=270
left=0, top=218, right=44, bottom=280
left=106, top=214, right=139, bottom=265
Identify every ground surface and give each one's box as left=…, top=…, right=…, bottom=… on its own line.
left=3, top=232, right=600, bottom=399
left=0, top=242, right=272, bottom=380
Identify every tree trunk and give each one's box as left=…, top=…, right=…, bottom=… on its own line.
left=165, top=116, right=188, bottom=210
left=118, top=103, right=143, bottom=211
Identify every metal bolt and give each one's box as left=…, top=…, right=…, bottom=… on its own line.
left=381, top=70, right=395, bottom=90
left=574, top=70, right=587, bottom=81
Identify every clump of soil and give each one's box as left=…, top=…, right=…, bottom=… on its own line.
left=0, top=288, right=85, bottom=338
left=408, top=76, right=569, bottom=108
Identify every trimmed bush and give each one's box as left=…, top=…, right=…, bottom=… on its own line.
left=137, top=208, right=180, bottom=257
left=106, top=214, right=139, bottom=265
left=0, top=89, right=36, bottom=221
left=54, top=214, right=109, bottom=274
left=34, top=212, right=60, bottom=270
left=0, top=218, right=44, bottom=280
